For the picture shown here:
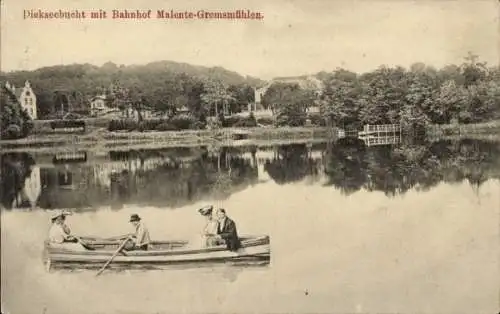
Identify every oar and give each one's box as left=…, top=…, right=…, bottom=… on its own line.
left=74, top=236, right=96, bottom=251
left=95, top=236, right=131, bottom=277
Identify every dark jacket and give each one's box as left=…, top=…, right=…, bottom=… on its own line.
left=217, top=217, right=241, bottom=251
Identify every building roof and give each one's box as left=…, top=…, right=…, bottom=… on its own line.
left=90, top=95, right=106, bottom=101
left=4, top=80, right=35, bottom=100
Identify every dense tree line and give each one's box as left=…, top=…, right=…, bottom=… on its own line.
left=0, top=61, right=261, bottom=120
left=262, top=53, right=500, bottom=129
left=1, top=54, right=499, bottom=137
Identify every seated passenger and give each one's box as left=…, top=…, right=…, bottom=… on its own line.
left=199, top=206, right=223, bottom=247
left=216, top=208, right=241, bottom=252
left=48, top=210, right=86, bottom=251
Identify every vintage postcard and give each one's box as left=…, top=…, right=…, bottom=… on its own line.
left=1, top=0, right=499, bottom=313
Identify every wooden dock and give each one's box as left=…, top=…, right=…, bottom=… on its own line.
left=359, top=124, right=401, bottom=147
left=337, top=124, right=402, bottom=147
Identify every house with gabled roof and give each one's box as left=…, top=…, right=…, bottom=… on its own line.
left=4, top=80, right=38, bottom=119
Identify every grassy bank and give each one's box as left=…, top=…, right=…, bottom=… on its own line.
left=427, top=119, right=500, bottom=137
left=0, top=126, right=330, bottom=152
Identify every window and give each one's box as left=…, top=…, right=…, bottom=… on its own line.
left=26, top=91, right=30, bottom=96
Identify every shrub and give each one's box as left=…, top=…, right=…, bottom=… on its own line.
left=169, top=114, right=197, bottom=130
left=222, top=116, right=240, bottom=127
left=307, top=113, right=325, bottom=126
left=207, top=118, right=222, bottom=129
left=108, top=116, right=203, bottom=132
left=50, top=119, right=86, bottom=130
left=189, top=120, right=206, bottom=130
left=108, top=119, right=138, bottom=132
left=138, top=119, right=163, bottom=132
left=256, top=116, right=275, bottom=126
left=3, top=124, right=21, bottom=139
left=233, top=116, right=257, bottom=128
left=22, top=120, right=34, bottom=137
left=155, top=122, right=178, bottom=131
left=223, top=114, right=258, bottom=128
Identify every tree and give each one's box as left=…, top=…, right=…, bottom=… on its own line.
left=201, top=79, right=235, bottom=117
left=227, top=83, right=255, bottom=113
left=461, top=52, right=488, bottom=87
left=0, top=85, right=33, bottom=139
left=262, top=82, right=313, bottom=126
left=320, top=69, right=362, bottom=128
left=434, top=80, right=468, bottom=123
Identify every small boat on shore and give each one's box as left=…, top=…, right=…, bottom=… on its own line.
left=43, top=235, right=270, bottom=271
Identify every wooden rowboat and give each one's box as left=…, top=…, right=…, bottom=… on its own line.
left=43, top=235, right=270, bottom=271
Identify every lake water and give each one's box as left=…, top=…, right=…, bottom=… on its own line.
left=1, top=138, right=499, bottom=314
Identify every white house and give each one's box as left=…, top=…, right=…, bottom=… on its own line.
left=89, top=95, right=111, bottom=116
left=5, top=80, right=38, bottom=119
left=90, top=95, right=106, bottom=110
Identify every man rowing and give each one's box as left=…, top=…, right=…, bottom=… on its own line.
left=124, top=214, right=151, bottom=251
left=47, top=210, right=87, bottom=251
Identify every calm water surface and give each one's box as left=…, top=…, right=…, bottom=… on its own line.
left=1, top=139, right=499, bottom=313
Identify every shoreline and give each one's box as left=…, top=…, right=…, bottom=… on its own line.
left=0, top=127, right=331, bottom=152
left=2, top=120, right=500, bottom=153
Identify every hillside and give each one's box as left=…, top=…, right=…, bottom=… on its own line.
left=0, top=61, right=264, bottom=89
left=0, top=61, right=265, bottom=116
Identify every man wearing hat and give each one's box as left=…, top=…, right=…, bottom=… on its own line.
left=125, top=214, right=151, bottom=251
left=48, top=210, right=86, bottom=251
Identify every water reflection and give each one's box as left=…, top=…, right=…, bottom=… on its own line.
left=324, top=138, right=500, bottom=196
left=0, top=152, right=36, bottom=209
left=1, top=139, right=499, bottom=210
left=263, top=143, right=323, bottom=184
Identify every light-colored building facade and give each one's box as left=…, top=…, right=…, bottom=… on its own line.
left=5, top=80, right=38, bottom=119
left=90, top=95, right=107, bottom=111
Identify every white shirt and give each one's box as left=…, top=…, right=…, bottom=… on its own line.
left=134, top=222, right=151, bottom=246
left=204, top=220, right=218, bottom=236
left=218, top=218, right=226, bottom=232
left=48, top=223, right=68, bottom=244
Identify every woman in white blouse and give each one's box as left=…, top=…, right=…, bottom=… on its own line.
left=199, top=206, right=222, bottom=247
left=48, top=210, right=86, bottom=251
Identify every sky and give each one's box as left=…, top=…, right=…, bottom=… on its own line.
left=1, top=0, right=498, bottom=80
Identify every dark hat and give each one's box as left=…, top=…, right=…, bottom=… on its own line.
left=129, top=214, right=141, bottom=222
left=198, top=205, right=213, bottom=216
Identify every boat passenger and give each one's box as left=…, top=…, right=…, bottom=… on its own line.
left=48, top=210, right=86, bottom=251
left=199, top=205, right=223, bottom=247
left=125, top=214, right=151, bottom=251
left=216, top=208, right=241, bottom=252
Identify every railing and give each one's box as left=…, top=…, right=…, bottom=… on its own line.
left=362, top=136, right=400, bottom=147
left=362, top=124, right=400, bottom=133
